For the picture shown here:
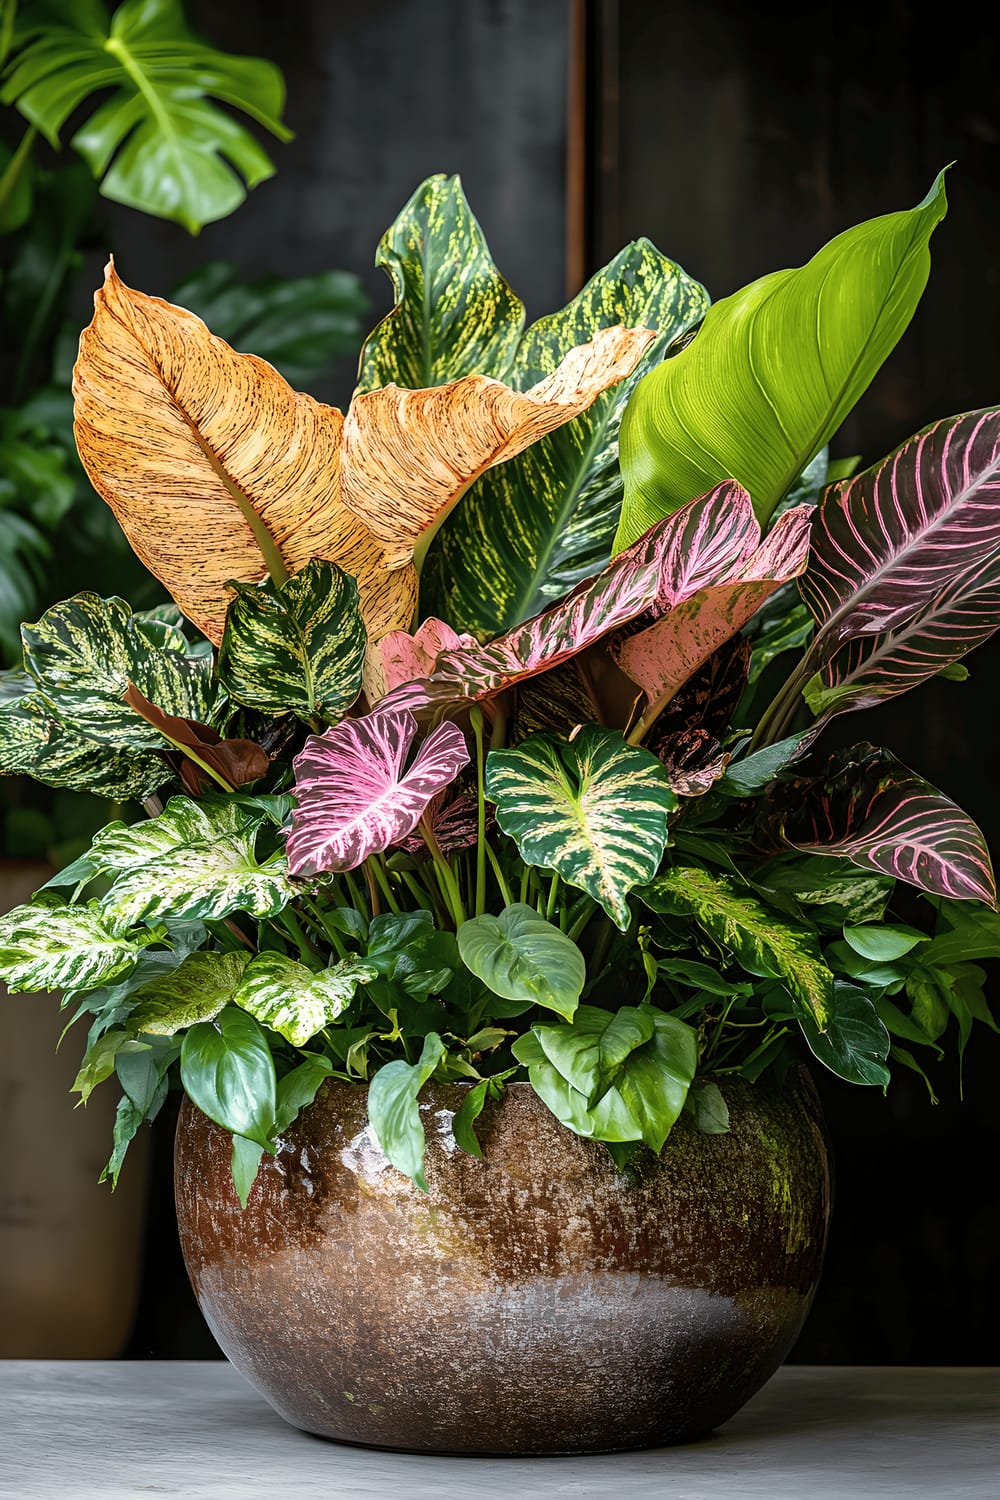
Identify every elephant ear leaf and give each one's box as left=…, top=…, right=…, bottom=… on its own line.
left=426, top=239, right=710, bottom=636
left=769, top=743, right=996, bottom=907
left=616, top=170, right=948, bottom=545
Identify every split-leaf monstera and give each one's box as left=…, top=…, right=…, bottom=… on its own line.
left=2, top=169, right=1000, bottom=1201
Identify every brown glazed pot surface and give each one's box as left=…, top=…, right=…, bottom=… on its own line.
left=174, top=1072, right=831, bottom=1454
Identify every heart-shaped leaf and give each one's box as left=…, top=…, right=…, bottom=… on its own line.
left=457, top=904, right=585, bottom=1020
left=287, top=706, right=470, bottom=876
left=511, top=1031, right=643, bottom=1143
left=797, top=981, right=891, bottom=1086
left=531, top=1004, right=655, bottom=1106
left=487, top=727, right=676, bottom=928
left=616, top=171, right=947, bottom=544
left=128, top=952, right=251, bottom=1035
left=0, top=896, right=154, bottom=994
left=180, top=1007, right=277, bottom=1151
left=367, top=1032, right=446, bottom=1191
left=613, top=1009, right=699, bottom=1152
left=233, top=952, right=376, bottom=1046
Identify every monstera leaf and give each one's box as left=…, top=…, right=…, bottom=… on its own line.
left=0, top=896, right=156, bottom=994
left=616, top=172, right=948, bottom=545
left=770, top=744, right=996, bottom=907
left=356, top=173, right=524, bottom=392
left=287, top=705, right=470, bottom=876
left=427, top=239, right=709, bottom=636
left=3, top=0, right=293, bottom=232
left=487, top=728, right=677, bottom=928
left=233, top=952, right=376, bottom=1046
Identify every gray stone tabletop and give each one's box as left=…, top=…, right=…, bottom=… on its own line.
left=0, top=1361, right=997, bottom=1499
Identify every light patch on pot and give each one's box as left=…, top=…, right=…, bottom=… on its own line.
left=426, top=1104, right=458, bottom=1156
left=339, top=1123, right=394, bottom=1187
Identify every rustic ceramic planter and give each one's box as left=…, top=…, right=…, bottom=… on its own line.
left=174, top=1070, right=831, bottom=1454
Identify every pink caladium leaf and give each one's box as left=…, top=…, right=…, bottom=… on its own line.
left=287, top=706, right=470, bottom=876
left=378, top=618, right=477, bottom=696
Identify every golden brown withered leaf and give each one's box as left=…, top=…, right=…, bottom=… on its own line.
left=339, top=325, right=656, bottom=565
left=73, top=263, right=415, bottom=645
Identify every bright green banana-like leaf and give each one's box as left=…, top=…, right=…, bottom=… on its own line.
left=616, top=171, right=948, bottom=546
left=356, top=173, right=525, bottom=393
left=487, top=727, right=677, bottom=929
left=2, top=0, right=293, bottom=233
left=426, top=239, right=709, bottom=636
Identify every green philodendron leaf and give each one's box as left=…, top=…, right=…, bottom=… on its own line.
left=613, top=1009, right=699, bottom=1152
left=180, top=1006, right=277, bottom=1151
left=101, top=1093, right=146, bottom=1188
left=89, top=794, right=294, bottom=932
left=230, top=1133, right=265, bottom=1209
left=72, top=1027, right=149, bottom=1103
left=367, top=1032, right=446, bottom=1192
left=3, top=0, right=293, bottom=233
left=21, top=594, right=217, bottom=749
left=641, top=866, right=834, bottom=1029
left=718, top=732, right=813, bottom=796
left=275, top=1055, right=335, bottom=1132
left=797, top=981, right=891, bottom=1087
left=356, top=173, right=524, bottom=393
left=487, top=727, right=676, bottom=930
left=233, top=952, right=376, bottom=1046
left=0, top=896, right=154, bottom=994
left=842, top=924, right=928, bottom=962
left=687, top=1081, right=731, bottom=1135
left=457, top=904, right=585, bottom=1020
left=128, top=951, right=251, bottom=1035
left=427, top=239, right=709, bottom=636
left=218, top=561, right=367, bottom=723
left=532, top=1003, right=655, bottom=1107
left=0, top=690, right=167, bottom=799
left=616, top=172, right=948, bottom=545
left=512, top=1031, right=643, bottom=1143
left=116, top=1033, right=180, bottom=1114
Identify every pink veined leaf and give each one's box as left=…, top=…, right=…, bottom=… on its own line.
left=378, top=618, right=477, bottom=696
left=398, top=791, right=481, bottom=859
left=287, top=706, right=470, bottom=876
left=770, top=743, right=997, bottom=907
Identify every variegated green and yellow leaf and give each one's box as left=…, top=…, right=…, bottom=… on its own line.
left=128, top=951, right=251, bottom=1035
left=427, top=239, right=710, bottom=636
left=233, top=952, right=376, bottom=1045
left=218, top=559, right=366, bottom=722
left=640, top=866, right=833, bottom=1027
left=486, top=726, right=677, bottom=929
left=0, top=691, right=167, bottom=799
left=356, top=173, right=525, bottom=393
left=0, top=897, right=154, bottom=994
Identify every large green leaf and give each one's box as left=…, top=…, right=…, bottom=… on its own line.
left=613, top=1008, right=699, bottom=1152
left=0, top=689, right=167, bottom=798
left=512, top=1031, right=642, bottom=1143
left=616, top=172, right=948, bottom=544
left=233, top=952, right=376, bottom=1046
left=218, top=561, right=367, bottom=723
left=531, top=1003, right=655, bottom=1106
left=367, top=1032, right=446, bottom=1191
left=180, top=1006, right=277, bottom=1151
left=21, top=593, right=216, bottom=749
left=641, top=866, right=834, bottom=1028
left=128, top=951, right=250, bottom=1034
left=457, top=904, right=585, bottom=1020
left=797, top=981, right=891, bottom=1086
left=356, top=173, right=524, bottom=393
left=427, top=240, right=709, bottom=635
left=3, top=0, right=293, bottom=233
left=0, top=896, right=154, bottom=994
left=487, top=727, right=677, bottom=929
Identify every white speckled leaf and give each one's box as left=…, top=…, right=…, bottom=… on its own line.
left=233, top=951, right=376, bottom=1045
left=0, top=897, right=154, bottom=994
left=128, top=951, right=251, bottom=1035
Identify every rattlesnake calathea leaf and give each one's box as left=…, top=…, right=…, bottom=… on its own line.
left=640, top=866, right=834, bottom=1028
left=0, top=897, right=158, bottom=994
left=486, top=727, right=676, bottom=929
left=87, top=795, right=294, bottom=931
left=232, top=952, right=377, bottom=1046
left=217, top=560, right=367, bottom=723
left=0, top=689, right=167, bottom=798
left=127, top=952, right=251, bottom=1035
left=21, top=593, right=216, bottom=749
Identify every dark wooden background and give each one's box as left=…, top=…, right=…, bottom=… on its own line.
left=83, top=0, right=999, bottom=1364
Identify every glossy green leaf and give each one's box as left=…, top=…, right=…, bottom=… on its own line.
left=450, top=1078, right=491, bottom=1158
left=753, top=856, right=893, bottom=925
left=367, top=1032, right=446, bottom=1191
left=842, top=925, right=928, bottom=962
left=100, top=1093, right=147, bottom=1188
left=275, top=1055, right=335, bottom=1132
left=230, top=1134, right=265, bottom=1209
left=457, top=904, right=585, bottom=1020
left=613, top=1009, right=699, bottom=1152
left=427, top=239, right=709, bottom=635
left=797, top=981, right=891, bottom=1086
left=128, top=951, right=250, bottom=1035
left=687, top=1081, right=731, bottom=1134
left=218, top=561, right=367, bottom=723
left=115, top=1034, right=180, bottom=1115
left=512, top=1031, right=642, bottom=1143
left=356, top=173, right=524, bottom=393
left=0, top=689, right=167, bottom=798
left=531, top=1003, right=655, bottom=1107
left=0, top=896, right=153, bottom=994
left=180, top=1006, right=277, bottom=1151
left=487, top=727, right=676, bottom=929
left=718, top=732, right=813, bottom=796
left=72, top=1027, right=149, bottom=1103
left=616, top=172, right=948, bottom=544
left=233, top=952, right=376, bottom=1046
left=641, top=866, right=833, bottom=1028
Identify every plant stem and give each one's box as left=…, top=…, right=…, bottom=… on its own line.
left=470, top=706, right=488, bottom=917
left=0, top=124, right=36, bottom=225
left=401, top=868, right=447, bottom=924
left=588, top=916, right=615, bottom=978
left=749, top=661, right=811, bottom=751
left=484, top=841, right=514, bottom=906
left=343, top=869, right=367, bottom=917
left=301, top=895, right=348, bottom=959
left=546, top=872, right=561, bottom=921
left=368, top=853, right=401, bottom=913
left=419, top=817, right=466, bottom=927
left=568, top=898, right=599, bottom=944
left=276, top=907, right=323, bottom=968
left=363, top=860, right=381, bottom=918
left=519, top=863, right=531, bottom=905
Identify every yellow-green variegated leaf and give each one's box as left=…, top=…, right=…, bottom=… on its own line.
left=0, top=690, right=167, bottom=799
left=640, top=866, right=833, bottom=1028
left=0, top=897, right=155, bottom=994
left=128, top=951, right=251, bottom=1034
left=616, top=171, right=948, bottom=545
left=73, top=263, right=416, bottom=647
left=91, top=795, right=294, bottom=932
left=356, top=173, right=525, bottom=393
left=486, top=726, right=677, bottom=929
left=218, top=560, right=366, bottom=722
left=233, top=951, right=376, bottom=1046
left=427, top=240, right=709, bottom=636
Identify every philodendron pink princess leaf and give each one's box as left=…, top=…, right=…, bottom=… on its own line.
left=287, top=706, right=470, bottom=876
left=768, top=742, right=996, bottom=907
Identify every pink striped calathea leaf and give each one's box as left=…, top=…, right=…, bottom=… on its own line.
left=287, top=705, right=470, bottom=876
left=768, top=743, right=996, bottom=907
left=372, top=618, right=477, bottom=702
left=397, top=791, right=481, bottom=859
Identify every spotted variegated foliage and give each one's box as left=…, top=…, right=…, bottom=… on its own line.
left=233, top=952, right=376, bottom=1045
left=0, top=897, right=156, bottom=994
left=427, top=239, right=710, bottom=636
left=21, top=593, right=216, bottom=749
left=355, top=173, right=525, bottom=393
left=487, top=726, right=677, bottom=928
left=640, top=867, right=834, bottom=1028
left=0, top=689, right=167, bottom=798
left=218, top=560, right=366, bottom=722
left=128, top=952, right=251, bottom=1034
left=375, top=617, right=476, bottom=701
left=287, top=705, right=470, bottom=876
left=770, top=744, right=996, bottom=907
